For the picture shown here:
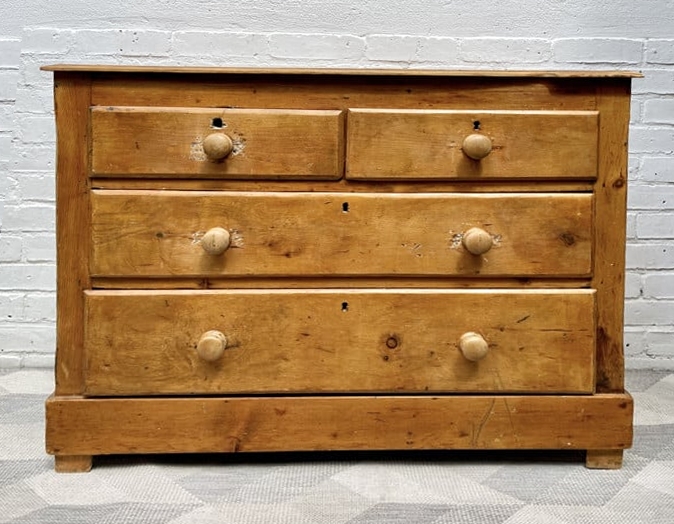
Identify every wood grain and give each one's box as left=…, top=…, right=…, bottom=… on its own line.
left=46, top=393, right=633, bottom=455
left=346, top=109, right=598, bottom=180
left=53, top=73, right=91, bottom=395
left=91, top=107, right=344, bottom=178
left=83, top=289, right=596, bottom=395
left=593, top=81, right=631, bottom=393
left=90, top=191, right=593, bottom=278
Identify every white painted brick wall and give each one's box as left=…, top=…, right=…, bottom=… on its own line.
left=0, top=4, right=673, bottom=368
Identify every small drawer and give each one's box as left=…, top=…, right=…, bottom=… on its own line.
left=90, top=190, right=593, bottom=279
left=84, top=289, right=596, bottom=396
left=90, top=107, right=344, bottom=179
left=346, top=109, right=599, bottom=180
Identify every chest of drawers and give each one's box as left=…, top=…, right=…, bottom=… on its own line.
left=43, top=66, right=636, bottom=472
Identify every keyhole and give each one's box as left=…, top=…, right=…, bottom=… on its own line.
left=212, top=117, right=224, bottom=128
left=473, top=120, right=481, bottom=130
left=341, top=302, right=349, bottom=312
left=342, top=202, right=349, bottom=213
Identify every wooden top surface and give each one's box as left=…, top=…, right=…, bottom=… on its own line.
left=41, top=64, right=643, bottom=78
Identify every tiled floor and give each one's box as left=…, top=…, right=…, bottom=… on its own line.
left=1, top=369, right=673, bottom=523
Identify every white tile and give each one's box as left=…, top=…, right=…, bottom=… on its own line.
left=0, top=424, right=46, bottom=460
left=631, top=461, right=674, bottom=497
left=26, top=469, right=129, bottom=505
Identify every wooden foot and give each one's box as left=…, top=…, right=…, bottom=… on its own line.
left=55, top=455, right=93, bottom=473
left=586, top=449, right=623, bottom=469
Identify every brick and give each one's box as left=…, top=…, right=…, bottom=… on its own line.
left=269, top=34, right=364, bottom=60
left=366, top=35, right=419, bottom=62
left=23, top=293, right=55, bottom=322
left=626, top=213, right=637, bottom=239
left=644, top=331, right=674, bottom=357
left=460, top=38, right=551, bottom=63
left=18, top=116, right=56, bottom=144
left=0, top=39, right=21, bottom=68
left=15, top=87, right=54, bottom=113
left=11, top=145, right=54, bottom=170
left=2, top=204, right=55, bottom=231
left=0, top=264, right=55, bottom=291
left=553, top=38, right=643, bottom=64
left=643, top=273, right=674, bottom=298
left=644, top=98, right=674, bottom=125
left=16, top=173, right=55, bottom=202
left=0, top=293, right=23, bottom=320
left=0, top=71, right=18, bottom=101
left=23, top=233, right=55, bottom=261
left=22, top=353, right=54, bottom=368
left=173, top=32, right=267, bottom=58
left=0, top=324, right=55, bottom=352
left=22, top=28, right=73, bottom=54
left=416, top=37, right=459, bottom=63
left=625, top=300, right=674, bottom=325
left=645, top=39, right=674, bottom=64
left=624, top=327, right=645, bottom=357
left=628, top=184, right=674, bottom=210
left=0, top=354, right=22, bottom=368
left=72, top=29, right=171, bottom=56
left=636, top=212, right=674, bottom=238
left=630, top=99, right=642, bottom=124
left=0, top=135, right=12, bottom=161
left=627, top=243, right=674, bottom=269
left=0, top=105, right=13, bottom=132
left=625, top=272, right=642, bottom=298
left=629, top=126, right=674, bottom=154
left=0, top=235, right=22, bottom=262
left=633, top=69, right=674, bottom=95
left=639, top=156, right=674, bottom=183
left=20, top=55, right=59, bottom=87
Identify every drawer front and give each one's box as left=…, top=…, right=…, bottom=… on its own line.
left=84, top=289, right=596, bottom=395
left=90, top=191, right=592, bottom=278
left=346, top=109, right=599, bottom=180
left=91, top=107, right=344, bottom=179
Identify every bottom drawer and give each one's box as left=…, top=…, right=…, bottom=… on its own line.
left=84, top=289, right=595, bottom=395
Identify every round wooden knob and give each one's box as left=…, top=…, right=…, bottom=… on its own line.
left=462, top=227, right=493, bottom=255
left=459, top=332, right=489, bottom=362
left=201, top=227, right=231, bottom=255
left=203, top=133, right=233, bottom=161
left=462, top=133, right=492, bottom=160
left=197, top=330, right=228, bottom=362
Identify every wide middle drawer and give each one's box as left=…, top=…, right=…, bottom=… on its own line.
left=90, top=191, right=593, bottom=278
left=83, top=289, right=596, bottom=395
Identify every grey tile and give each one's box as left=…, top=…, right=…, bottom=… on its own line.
left=0, top=459, right=50, bottom=487
left=626, top=370, right=673, bottom=392
left=630, top=424, right=674, bottom=460
left=0, top=395, right=44, bottom=424
left=8, top=504, right=197, bottom=524
left=482, top=464, right=574, bottom=503
left=431, top=505, right=525, bottom=524
left=346, top=503, right=452, bottom=524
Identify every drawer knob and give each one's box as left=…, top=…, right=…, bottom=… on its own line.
left=201, top=227, right=231, bottom=256
left=203, top=133, right=233, bottom=161
left=462, top=227, right=493, bottom=255
left=459, top=332, right=489, bottom=362
left=197, top=330, right=228, bottom=362
left=462, top=133, right=492, bottom=160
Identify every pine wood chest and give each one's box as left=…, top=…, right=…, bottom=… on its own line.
left=43, top=66, right=637, bottom=472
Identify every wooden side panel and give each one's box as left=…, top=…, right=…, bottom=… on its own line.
left=91, top=107, right=344, bottom=179
left=346, top=110, right=599, bottom=180
left=46, top=393, right=633, bottom=455
left=83, top=289, right=596, bottom=395
left=53, top=73, right=92, bottom=395
left=593, top=82, right=631, bottom=392
left=90, top=191, right=593, bottom=278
